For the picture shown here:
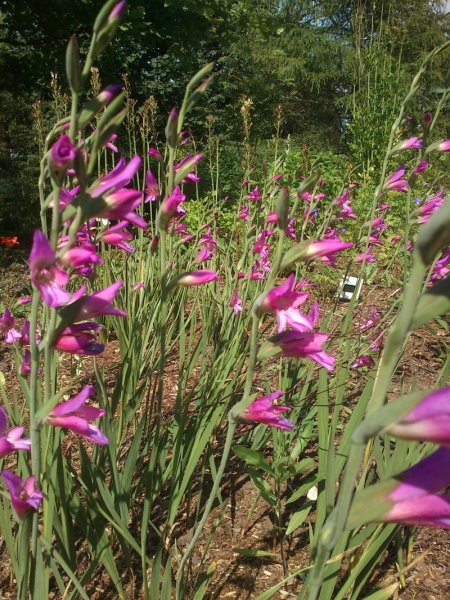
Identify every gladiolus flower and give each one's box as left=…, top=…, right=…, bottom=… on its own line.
left=385, top=387, right=450, bottom=446
left=246, top=186, right=262, bottom=202
left=91, top=156, right=141, bottom=198
left=240, top=391, right=294, bottom=431
left=54, top=322, right=104, bottom=355
left=145, top=168, right=160, bottom=202
left=305, top=239, right=354, bottom=268
left=69, top=281, right=127, bottom=322
left=0, top=308, right=21, bottom=343
left=348, top=449, right=450, bottom=530
left=258, top=331, right=335, bottom=371
left=430, top=140, right=450, bottom=153
left=2, top=470, right=42, bottom=518
left=0, top=408, right=31, bottom=457
left=157, top=185, right=186, bottom=230
left=29, top=230, right=70, bottom=307
left=351, top=354, right=374, bottom=369
left=47, top=385, right=108, bottom=445
left=359, top=306, right=381, bottom=332
left=99, top=221, right=134, bottom=253
left=395, top=137, right=422, bottom=151
left=98, top=188, right=146, bottom=229
left=256, top=273, right=313, bottom=332
left=229, top=290, right=243, bottom=314
left=384, top=166, right=408, bottom=193
left=170, top=270, right=218, bottom=287
left=356, top=250, right=376, bottom=263
left=238, top=205, right=250, bottom=221
left=49, top=134, right=77, bottom=171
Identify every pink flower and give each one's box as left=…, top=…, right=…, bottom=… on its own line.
left=145, top=168, right=160, bottom=202
left=148, top=147, right=162, bottom=159
left=240, top=391, right=294, bottom=431
left=359, top=306, right=381, bottom=332
left=157, top=185, right=186, bottom=230
left=356, top=250, right=376, bottom=263
left=47, top=385, right=108, bottom=445
left=414, top=160, right=428, bottom=175
left=172, top=270, right=218, bottom=287
left=306, top=239, right=354, bottom=268
left=349, top=449, right=450, bottom=530
left=0, top=308, right=21, bottom=343
left=431, top=140, right=450, bottom=152
left=246, top=186, right=262, bottom=202
left=351, top=354, right=374, bottom=369
left=397, top=137, right=422, bottom=151
left=386, top=387, right=450, bottom=446
left=68, top=281, right=127, bottom=322
left=104, top=133, right=118, bottom=153
left=2, top=470, right=43, bottom=518
left=54, top=323, right=104, bottom=355
left=257, top=273, right=313, bottom=332
left=175, top=153, right=202, bottom=184
left=0, top=407, right=31, bottom=457
left=99, top=221, right=134, bottom=253
left=97, top=84, right=123, bottom=106
left=384, top=166, right=408, bottom=193
left=229, top=290, right=243, bottom=314
left=91, top=156, right=141, bottom=198
left=29, top=230, right=70, bottom=307
left=417, top=192, right=444, bottom=224
left=238, top=205, right=250, bottom=221
left=259, top=331, right=335, bottom=371
left=98, top=188, right=146, bottom=229
left=49, top=134, right=77, bottom=170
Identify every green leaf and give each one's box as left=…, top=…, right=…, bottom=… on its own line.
left=285, top=505, right=312, bottom=536
left=232, top=445, right=274, bottom=475
left=233, top=548, right=278, bottom=558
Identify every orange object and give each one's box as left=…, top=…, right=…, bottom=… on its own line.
left=0, top=236, right=19, bottom=247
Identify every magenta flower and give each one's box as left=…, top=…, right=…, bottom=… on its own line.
left=257, top=273, right=313, bottom=333
left=0, top=308, right=21, bottom=343
left=349, top=449, right=450, bottom=530
left=145, top=168, right=160, bottom=202
left=59, top=242, right=103, bottom=271
left=430, top=140, right=450, bottom=153
left=99, top=188, right=146, bottom=229
left=351, top=354, right=374, bottom=369
left=49, top=134, right=77, bottom=170
left=99, top=221, right=134, bottom=253
left=386, top=387, right=450, bottom=446
left=175, top=153, right=203, bottom=184
left=91, top=156, right=141, bottom=198
left=229, top=290, right=243, bottom=314
left=30, top=230, right=70, bottom=307
left=359, top=306, right=381, bottom=332
left=384, top=166, right=408, bottom=193
left=104, top=133, right=118, bottom=153
left=265, top=211, right=278, bottom=224
left=47, top=385, right=108, bottom=445
left=238, top=205, right=250, bottom=221
left=414, top=160, right=429, bottom=175
left=305, top=239, right=354, bottom=268
left=54, top=322, right=104, bottom=355
left=246, top=186, right=262, bottom=202
left=171, top=270, right=218, bottom=287
left=2, top=470, right=43, bottom=518
left=69, top=281, right=127, bottom=322
left=148, top=147, right=162, bottom=159
left=97, top=84, right=123, bottom=106
left=396, top=137, right=422, bottom=151
left=258, top=331, right=335, bottom=371
left=356, top=250, right=376, bottom=263
left=240, top=391, right=294, bottom=431
left=417, top=192, right=444, bottom=224
left=0, top=407, right=31, bottom=457
left=158, top=185, right=186, bottom=230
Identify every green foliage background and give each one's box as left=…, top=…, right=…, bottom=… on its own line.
left=0, top=0, right=449, bottom=234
